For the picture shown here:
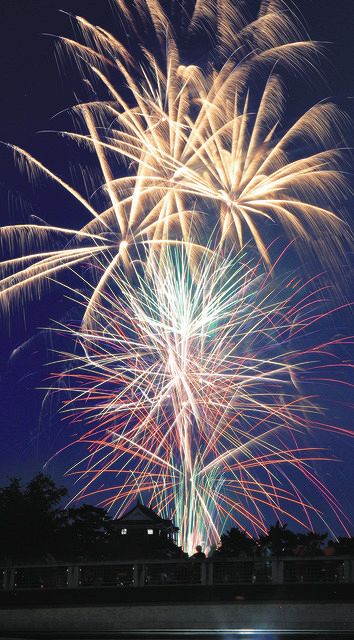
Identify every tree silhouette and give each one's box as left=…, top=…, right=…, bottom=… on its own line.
left=58, top=504, right=111, bottom=561
left=0, top=478, right=25, bottom=562
left=335, top=536, right=354, bottom=555
left=258, top=521, right=297, bottom=556
left=0, top=474, right=67, bottom=563
left=1, top=476, right=352, bottom=563
left=295, top=531, right=328, bottom=556
left=217, top=527, right=256, bottom=557
left=0, top=474, right=184, bottom=562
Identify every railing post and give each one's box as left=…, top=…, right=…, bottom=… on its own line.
left=6, top=567, right=16, bottom=591
left=271, top=557, right=284, bottom=584
left=208, top=561, right=213, bottom=586
left=141, top=562, right=147, bottom=587
left=1, top=568, right=6, bottom=590
left=200, top=561, right=207, bottom=585
left=133, top=563, right=138, bottom=587
left=350, top=559, right=354, bottom=584
left=342, top=559, right=350, bottom=583
left=133, top=562, right=144, bottom=587
left=67, top=565, right=79, bottom=589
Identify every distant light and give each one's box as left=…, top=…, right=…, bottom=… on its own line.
left=121, top=528, right=128, bottom=535
left=147, top=528, right=154, bottom=535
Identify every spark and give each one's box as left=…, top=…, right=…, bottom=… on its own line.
left=1, top=1, right=350, bottom=323
left=51, top=247, right=352, bottom=553
left=1, top=1, right=352, bottom=553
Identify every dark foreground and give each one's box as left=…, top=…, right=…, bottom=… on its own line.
left=1, top=583, right=354, bottom=607
left=1, top=585, right=354, bottom=639
left=1, top=630, right=354, bottom=639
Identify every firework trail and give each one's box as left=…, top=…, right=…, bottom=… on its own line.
left=52, top=247, right=352, bottom=553
left=0, top=0, right=350, bottom=324
left=1, top=1, right=352, bottom=551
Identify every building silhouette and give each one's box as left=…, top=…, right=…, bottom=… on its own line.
left=110, top=501, right=181, bottom=558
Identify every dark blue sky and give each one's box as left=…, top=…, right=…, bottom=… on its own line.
left=0, top=0, right=353, bottom=533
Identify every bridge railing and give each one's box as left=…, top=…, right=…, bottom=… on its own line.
left=282, top=557, right=349, bottom=583
left=211, top=559, right=272, bottom=584
left=1, top=556, right=353, bottom=590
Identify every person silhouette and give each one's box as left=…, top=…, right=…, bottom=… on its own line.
left=192, top=545, right=206, bottom=560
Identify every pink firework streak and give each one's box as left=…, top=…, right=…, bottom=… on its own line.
left=50, top=247, right=353, bottom=554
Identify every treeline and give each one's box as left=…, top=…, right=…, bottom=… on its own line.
left=0, top=474, right=182, bottom=564
left=216, top=522, right=354, bottom=558
left=1, top=474, right=353, bottom=563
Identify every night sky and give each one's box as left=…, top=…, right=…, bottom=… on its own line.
left=0, top=0, right=353, bottom=534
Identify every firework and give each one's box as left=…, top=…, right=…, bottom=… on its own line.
left=1, top=1, right=350, bottom=324
left=1, top=1, right=352, bottom=553
left=52, top=247, right=352, bottom=553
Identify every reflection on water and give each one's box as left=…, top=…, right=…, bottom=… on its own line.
left=219, top=631, right=353, bottom=639
left=111, top=632, right=354, bottom=640
left=168, top=632, right=353, bottom=638
left=5, top=632, right=354, bottom=640
left=56, top=631, right=354, bottom=640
